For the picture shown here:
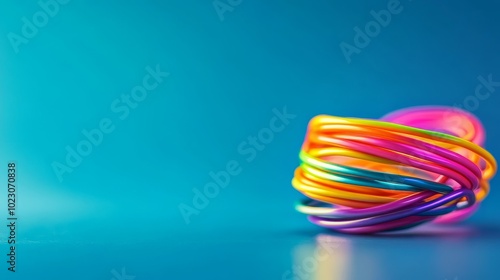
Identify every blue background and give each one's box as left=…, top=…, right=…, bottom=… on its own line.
left=1, top=0, right=500, bottom=279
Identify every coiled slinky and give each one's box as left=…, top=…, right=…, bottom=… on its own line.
left=292, top=106, right=496, bottom=234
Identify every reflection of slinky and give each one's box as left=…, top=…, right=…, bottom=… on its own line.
left=292, top=106, right=497, bottom=234
left=283, top=235, right=351, bottom=280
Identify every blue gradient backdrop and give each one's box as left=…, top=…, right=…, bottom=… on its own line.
left=1, top=0, right=500, bottom=279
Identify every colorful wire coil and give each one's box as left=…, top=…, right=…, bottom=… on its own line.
left=292, top=106, right=497, bottom=234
